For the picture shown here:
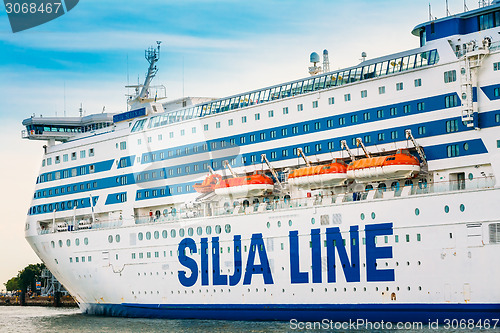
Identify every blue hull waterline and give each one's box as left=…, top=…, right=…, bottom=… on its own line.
left=85, top=303, right=500, bottom=322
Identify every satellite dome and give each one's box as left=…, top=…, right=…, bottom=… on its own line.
left=310, top=52, right=320, bottom=63
left=361, top=52, right=367, bottom=58
left=323, top=49, right=328, bottom=55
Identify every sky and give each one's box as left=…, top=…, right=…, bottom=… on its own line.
left=0, top=0, right=481, bottom=290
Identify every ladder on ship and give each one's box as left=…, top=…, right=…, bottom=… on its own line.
left=460, top=38, right=490, bottom=129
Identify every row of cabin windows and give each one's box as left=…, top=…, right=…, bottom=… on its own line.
left=69, top=256, right=92, bottom=263
left=136, top=185, right=192, bottom=199
left=51, top=237, right=88, bottom=248
left=42, top=148, right=94, bottom=167
left=136, top=225, right=231, bottom=242
left=29, top=197, right=97, bottom=215
left=37, top=164, right=95, bottom=185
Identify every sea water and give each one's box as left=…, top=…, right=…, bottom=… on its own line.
left=0, top=306, right=497, bottom=333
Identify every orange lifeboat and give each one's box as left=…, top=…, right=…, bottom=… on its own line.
left=193, top=174, right=222, bottom=193
left=214, top=174, right=274, bottom=198
left=347, top=149, right=420, bottom=182
left=288, top=160, right=348, bottom=189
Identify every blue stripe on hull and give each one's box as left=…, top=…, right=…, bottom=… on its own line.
left=83, top=303, right=500, bottom=322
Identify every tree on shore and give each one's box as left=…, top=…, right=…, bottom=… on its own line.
left=4, top=263, right=46, bottom=293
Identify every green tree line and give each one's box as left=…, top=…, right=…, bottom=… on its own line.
left=4, top=263, right=45, bottom=293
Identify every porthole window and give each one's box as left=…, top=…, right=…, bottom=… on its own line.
left=171, top=208, right=177, bottom=216
left=162, top=230, right=168, bottom=238
left=154, top=231, right=159, bottom=239
left=415, top=208, right=420, bottom=216
left=267, top=222, right=271, bottom=228
left=146, top=232, right=151, bottom=240
left=75, top=238, right=80, bottom=246
left=206, top=226, right=212, bottom=235
left=444, top=205, right=450, bottom=213
left=163, top=209, right=168, bottom=217
left=225, top=224, right=231, bottom=233
left=84, top=238, right=88, bottom=245
left=188, top=228, right=194, bottom=236
left=58, top=240, right=63, bottom=247
left=463, top=142, right=469, bottom=151
left=197, top=227, right=202, bottom=236
left=108, top=235, right=113, bottom=243
left=179, top=229, right=185, bottom=237
left=371, top=212, right=376, bottom=219
left=277, top=221, right=281, bottom=227
left=51, top=241, right=55, bottom=248
left=288, top=220, right=292, bottom=226
left=215, top=225, right=222, bottom=234
left=116, top=235, right=120, bottom=243
left=468, top=173, right=473, bottom=181
left=171, top=229, right=176, bottom=238
left=360, top=213, right=365, bottom=220
left=66, top=239, right=71, bottom=247
left=311, top=218, right=315, bottom=225
left=138, top=232, right=144, bottom=241
left=460, top=204, right=465, bottom=212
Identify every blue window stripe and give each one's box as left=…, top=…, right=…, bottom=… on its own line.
left=29, top=196, right=98, bottom=216
left=480, top=84, right=500, bottom=100
left=38, top=159, right=114, bottom=184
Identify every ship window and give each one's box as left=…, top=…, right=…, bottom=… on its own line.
left=169, top=132, right=174, bottom=138
left=414, top=78, right=422, bottom=87
left=339, top=117, right=345, bottom=126
left=391, top=131, right=398, bottom=140
left=378, top=133, right=385, bottom=141
left=446, top=144, right=460, bottom=157
left=282, top=149, right=288, bottom=157
left=328, top=97, right=334, bottom=105
left=255, top=113, right=260, bottom=121
left=283, top=107, right=289, bottom=114
left=268, top=110, right=274, bottom=117
left=108, top=235, right=113, bottom=243
left=297, top=104, right=303, bottom=111
left=55, top=156, right=60, bottom=164
left=494, top=62, right=500, bottom=71
left=71, top=152, right=76, bottom=160
left=418, top=126, right=426, bottom=135
left=446, top=119, right=459, bottom=133
left=417, top=102, right=425, bottom=111
left=378, top=86, right=385, bottom=94
left=444, top=70, right=457, bottom=83
left=119, top=142, right=126, bottom=150
left=363, top=112, right=370, bottom=121
left=215, top=122, right=220, bottom=129
left=303, top=124, right=310, bottom=132
left=47, top=158, right=52, bottom=166
left=42, top=160, right=46, bottom=167
left=361, top=90, right=367, bottom=98
left=377, top=109, right=384, bottom=118
left=241, top=116, right=247, bottom=123
left=396, top=82, right=403, bottom=91
left=206, top=226, right=212, bottom=235
left=417, top=234, right=421, bottom=241
left=444, top=205, right=450, bottom=213
left=390, top=107, right=397, bottom=116
left=75, top=257, right=79, bottom=263
left=344, top=93, right=351, bottom=102
left=364, top=135, right=371, bottom=143
left=312, top=101, right=318, bottom=108
left=204, top=124, right=208, bottom=131
left=181, top=129, right=185, bottom=136
left=405, top=234, right=410, bottom=242
left=403, top=105, right=411, bottom=113
left=351, top=115, right=358, bottom=123
left=445, top=95, right=458, bottom=108
left=171, top=229, right=176, bottom=238
left=292, top=126, right=299, bottom=134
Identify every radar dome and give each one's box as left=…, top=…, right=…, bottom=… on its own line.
left=323, top=49, right=328, bottom=55
left=310, top=52, right=320, bottom=63
left=361, top=52, right=367, bottom=58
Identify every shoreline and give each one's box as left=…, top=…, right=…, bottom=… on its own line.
left=0, top=295, right=78, bottom=307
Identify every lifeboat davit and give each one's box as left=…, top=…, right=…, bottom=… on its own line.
left=193, top=174, right=222, bottom=193
left=347, top=149, right=420, bottom=182
left=214, top=174, right=274, bottom=198
left=288, top=160, right=348, bottom=189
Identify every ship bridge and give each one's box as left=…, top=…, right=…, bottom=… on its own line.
left=21, top=113, right=115, bottom=143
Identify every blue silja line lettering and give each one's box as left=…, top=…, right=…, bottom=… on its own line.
left=243, top=233, right=273, bottom=285
left=365, top=223, right=395, bottom=282
left=326, top=226, right=360, bottom=283
left=201, top=238, right=209, bottom=286
left=229, top=235, right=242, bottom=286
left=289, top=230, right=308, bottom=284
left=311, top=229, right=322, bottom=283
left=178, top=238, right=198, bottom=287
left=212, top=237, right=228, bottom=286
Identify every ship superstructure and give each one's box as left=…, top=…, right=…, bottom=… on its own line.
left=23, top=2, right=500, bottom=321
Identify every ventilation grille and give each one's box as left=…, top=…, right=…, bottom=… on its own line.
left=489, top=223, right=500, bottom=244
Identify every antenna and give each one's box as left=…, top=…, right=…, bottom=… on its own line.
left=63, top=81, right=66, bottom=117
left=322, top=50, right=330, bottom=73
left=361, top=51, right=367, bottom=62
left=429, top=3, right=432, bottom=21
left=464, top=0, right=469, bottom=11
left=446, top=0, right=451, bottom=16
left=79, top=103, right=83, bottom=118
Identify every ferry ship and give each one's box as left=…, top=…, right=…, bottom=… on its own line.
left=22, top=1, right=500, bottom=322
